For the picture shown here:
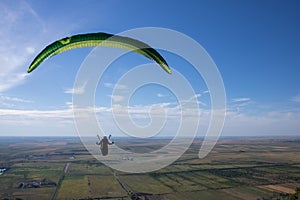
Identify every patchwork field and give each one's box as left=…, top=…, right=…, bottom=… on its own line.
left=0, top=136, right=300, bottom=199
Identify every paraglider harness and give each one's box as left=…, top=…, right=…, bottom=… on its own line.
left=96, top=134, right=114, bottom=156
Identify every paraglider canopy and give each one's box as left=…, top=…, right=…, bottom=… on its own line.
left=26, top=32, right=172, bottom=74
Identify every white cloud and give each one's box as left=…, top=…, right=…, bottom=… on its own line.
left=0, top=102, right=179, bottom=136
left=197, top=101, right=207, bottom=106
left=0, top=107, right=77, bottom=136
left=0, top=94, right=33, bottom=103
left=104, top=83, right=128, bottom=90
left=195, top=93, right=202, bottom=98
left=0, top=94, right=33, bottom=108
left=157, top=93, right=167, bottom=98
left=0, top=108, right=75, bottom=131
left=0, top=108, right=72, bottom=118
left=0, top=2, right=43, bottom=92
left=65, top=101, right=73, bottom=109
left=232, top=98, right=251, bottom=102
left=109, top=95, right=125, bottom=102
left=1, top=97, right=299, bottom=137
left=26, top=46, right=35, bottom=54
left=291, top=94, right=300, bottom=103
left=104, top=83, right=129, bottom=102
left=0, top=73, right=29, bottom=92
left=0, top=1, right=77, bottom=92
left=64, top=82, right=87, bottom=95
left=223, top=109, right=300, bottom=135
left=179, top=93, right=206, bottom=107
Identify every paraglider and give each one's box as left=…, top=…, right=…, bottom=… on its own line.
left=26, top=32, right=172, bottom=157
left=96, top=134, right=114, bottom=156
left=26, top=32, right=172, bottom=74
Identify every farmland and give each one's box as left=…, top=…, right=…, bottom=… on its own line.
left=0, top=136, right=300, bottom=200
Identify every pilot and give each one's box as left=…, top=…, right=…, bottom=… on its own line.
left=97, top=135, right=114, bottom=156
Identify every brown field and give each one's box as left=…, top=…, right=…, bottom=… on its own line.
left=258, top=184, right=296, bottom=194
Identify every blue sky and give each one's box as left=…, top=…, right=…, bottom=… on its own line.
left=0, top=0, right=299, bottom=137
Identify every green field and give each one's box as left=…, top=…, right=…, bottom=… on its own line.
left=0, top=136, right=300, bottom=199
